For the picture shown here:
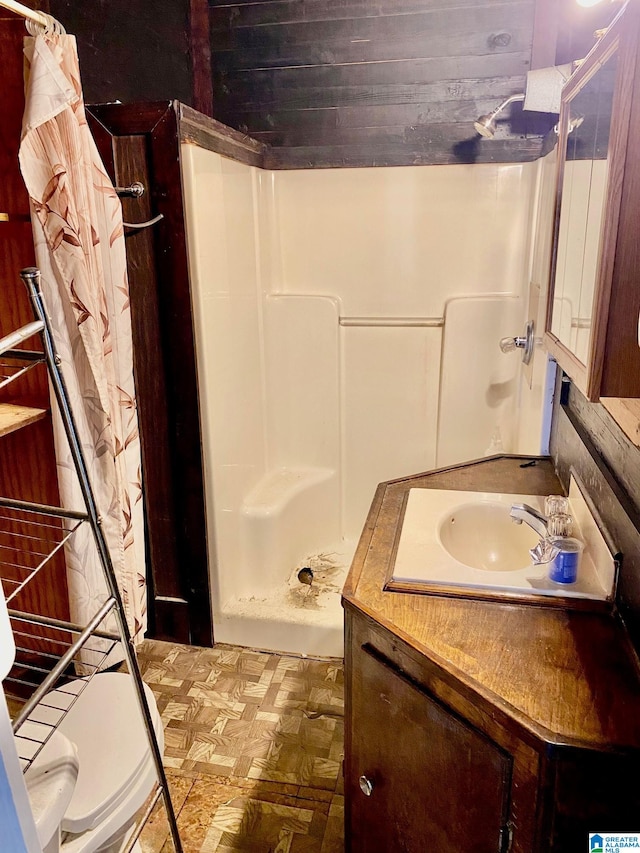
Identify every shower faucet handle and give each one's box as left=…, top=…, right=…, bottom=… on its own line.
left=499, top=336, right=525, bottom=353
left=499, top=320, right=535, bottom=365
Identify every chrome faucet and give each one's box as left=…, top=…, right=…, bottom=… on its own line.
left=510, top=503, right=559, bottom=564
left=509, top=503, right=548, bottom=538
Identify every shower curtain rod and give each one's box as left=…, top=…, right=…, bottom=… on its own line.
left=0, top=0, right=49, bottom=28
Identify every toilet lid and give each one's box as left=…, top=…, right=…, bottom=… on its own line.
left=40, top=672, right=162, bottom=834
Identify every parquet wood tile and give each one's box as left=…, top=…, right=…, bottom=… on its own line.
left=138, top=640, right=344, bottom=853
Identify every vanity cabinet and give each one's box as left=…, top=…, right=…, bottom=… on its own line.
left=343, top=456, right=640, bottom=853
left=347, top=622, right=511, bottom=853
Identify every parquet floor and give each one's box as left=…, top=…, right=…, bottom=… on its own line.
left=137, top=639, right=344, bottom=853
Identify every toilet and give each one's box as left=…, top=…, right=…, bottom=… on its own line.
left=20, top=672, right=164, bottom=853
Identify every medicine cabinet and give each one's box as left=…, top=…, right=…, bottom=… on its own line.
left=544, top=1, right=640, bottom=399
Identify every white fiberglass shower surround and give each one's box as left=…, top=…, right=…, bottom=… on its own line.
left=181, top=143, right=550, bottom=658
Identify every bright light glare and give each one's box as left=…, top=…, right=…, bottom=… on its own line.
left=576, top=0, right=606, bottom=6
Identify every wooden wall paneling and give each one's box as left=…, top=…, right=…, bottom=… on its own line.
left=48, top=0, right=194, bottom=107
left=28, top=0, right=599, bottom=168
left=1, top=7, right=75, bottom=677
left=209, top=0, right=528, bottom=27
left=264, top=136, right=544, bottom=169
left=209, top=0, right=551, bottom=167
left=210, top=2, right=536, bottom=69
left=217, top=74, right=529, bottom=126
left=0, top=15, right=69, bottom=624
left=225, top=78, right=545, bottom=145
left=601, top=399, right=640, bottom=447
left=256, top=127, right=548, bottom=169
left=530, top=0, right=560, bottom=70
left=550, top=375, right=640, bottom=655
left=214, top=52, right=535, bottom=123
left=31, top=0, right=572, bottom=167
left=146, top=104, right=212, bottom=647
left=189, top=0, right=213, bottom=116
left=87, top=102, right=212, bottom=647
left=112, top=134, right=186, bottom=620
left=562, top=384, right=640, bottom=518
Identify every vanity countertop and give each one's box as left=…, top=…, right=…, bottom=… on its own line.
left=342, top=454, right=640, bottom=752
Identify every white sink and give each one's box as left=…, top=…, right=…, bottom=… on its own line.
left=438, top=501, right=540, bottom=572
left=389, top=478, right=615, bottom=602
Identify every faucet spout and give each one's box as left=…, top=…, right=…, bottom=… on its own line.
left=509, top=503, right=548, bottom=538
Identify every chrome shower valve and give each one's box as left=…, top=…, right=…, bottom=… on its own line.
left=499, top=320, right=535, bottom=365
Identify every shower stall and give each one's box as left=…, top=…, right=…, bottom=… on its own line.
left=181, top=142, right=550, bottom=658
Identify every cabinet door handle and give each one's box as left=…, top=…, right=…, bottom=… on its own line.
left=359, top=775, right=374, bottom=796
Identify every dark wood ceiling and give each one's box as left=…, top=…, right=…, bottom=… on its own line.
left=46, top=0, right=621, bottom=168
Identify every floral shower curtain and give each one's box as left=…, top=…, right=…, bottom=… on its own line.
left=18, top=29, right=146, bottom=642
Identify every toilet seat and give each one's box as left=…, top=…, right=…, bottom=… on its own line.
left=27, top=672, right=163, bottom=837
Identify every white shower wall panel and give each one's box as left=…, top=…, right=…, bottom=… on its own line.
left=239, top=294, right=341, bottom=598
left=181, top=145, right=266, bottom=608
left=342, top=325, right=442, bottom=536
left=263, top=295, right=340, bottom=471
left=436, top=295, right=523, bottom=468
left=271, top=163, right=537, bottom=317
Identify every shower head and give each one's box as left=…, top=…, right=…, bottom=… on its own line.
left=474, top=93, right=525, bottom=139
left=474, top=112, right=500, bottom=138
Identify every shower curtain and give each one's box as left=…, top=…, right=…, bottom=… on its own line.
left=18, top=30, right=146, bottom=642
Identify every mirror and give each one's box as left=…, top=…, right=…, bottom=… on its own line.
left=544, top=3, right=640, bottom=399
left=548, top=44, right=618, bottom=369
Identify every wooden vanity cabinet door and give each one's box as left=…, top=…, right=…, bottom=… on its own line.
left=346, top=644, right=512, bottom=853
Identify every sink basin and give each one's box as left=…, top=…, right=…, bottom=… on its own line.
left=438, top=501, right=540, bottom=572
left=388, top=481, right=615, bottom=603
